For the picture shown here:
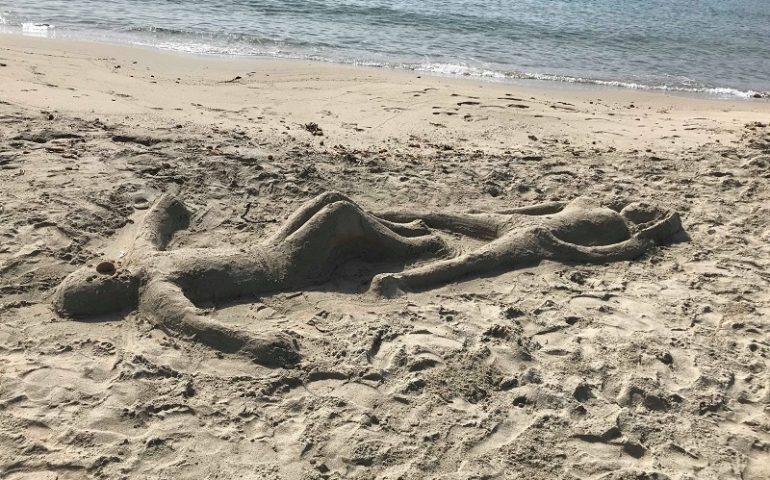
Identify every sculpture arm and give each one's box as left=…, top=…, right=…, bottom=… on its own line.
left=534, top=228, right=653, bottom=263
left=494, top=201, right=566, bottom=215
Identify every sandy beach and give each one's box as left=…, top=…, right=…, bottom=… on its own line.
left=1, top=34, right=769, bottom=479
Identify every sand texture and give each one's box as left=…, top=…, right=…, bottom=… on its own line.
left=1, top=36, right=770, bottom=480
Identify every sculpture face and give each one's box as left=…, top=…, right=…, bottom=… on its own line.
left=53, top=263, right=139, bottom=318
left=620, top=203, right=666, bottom=226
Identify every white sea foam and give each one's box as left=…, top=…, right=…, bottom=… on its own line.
left=124, top=39, right=770, bottom=99
left=406, top=62, right=765, bottom=99
left=21, top=22, right=55, bottom=38
left=22, top=23, right=54, bottom=31
left=513, top=72, right=762, bottom=99
left=411, top=63, right=506, bottom=80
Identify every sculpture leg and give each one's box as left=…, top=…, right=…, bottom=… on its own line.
left=279, top=200, right=449, bottom=284
left=265, top=191, right=353, bottom=246
left=265, top=192, right=431, bottom=246
left=494, top=201, right=566, bottom=215
left=375, top=210, right=503, bottom=240
left=375, top=218, right=431, bottom=237
left=140, top=278, right=300, bottom=367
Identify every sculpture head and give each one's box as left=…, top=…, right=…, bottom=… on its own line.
left=547, top=198, right=682, bottom=247
left=620, top=202, right=682, bottom=242
left=53, top=261, right=140, bottom=318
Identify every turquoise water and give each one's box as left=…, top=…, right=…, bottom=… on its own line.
left=2, top=0, right=769, bottom=98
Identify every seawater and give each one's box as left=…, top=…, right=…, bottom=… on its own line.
left=2, top=0, right=769, bottom=98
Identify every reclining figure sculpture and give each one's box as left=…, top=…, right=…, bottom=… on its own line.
left=52, top=192, right=681, bottom=366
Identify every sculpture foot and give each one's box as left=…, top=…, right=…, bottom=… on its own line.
left=370, top=273, right=407, bottom=298
left=240, top=332, right=301, bottom=368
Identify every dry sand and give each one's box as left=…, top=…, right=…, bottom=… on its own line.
left=1, top=35, right=769, bottom=479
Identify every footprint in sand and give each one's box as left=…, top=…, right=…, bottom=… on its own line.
left=299, top=373, right=382, bottom=409
left=370, top=331, right=463, bottom=372
left=568, top=295, right=658, bottom=332
left=20, top=366, right=103, bottom=403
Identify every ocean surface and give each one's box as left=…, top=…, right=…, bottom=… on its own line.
left=2, top=0, right=769, bottom=98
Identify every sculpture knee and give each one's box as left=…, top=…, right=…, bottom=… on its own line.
left=314, top=191, right=353, bottom=206
left=318, top=200, right=367, bottom=236
left=320, top=198, right=367, bottom=216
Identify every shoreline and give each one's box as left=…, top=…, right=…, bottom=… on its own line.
left=3, top=30, right=769, bottom=101
left=2, top=33, right=769, bottom=157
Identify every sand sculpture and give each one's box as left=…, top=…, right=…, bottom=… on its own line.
left=53, top=192, right=681, bottom=365
left=370, top=197, right=682, bottom=296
